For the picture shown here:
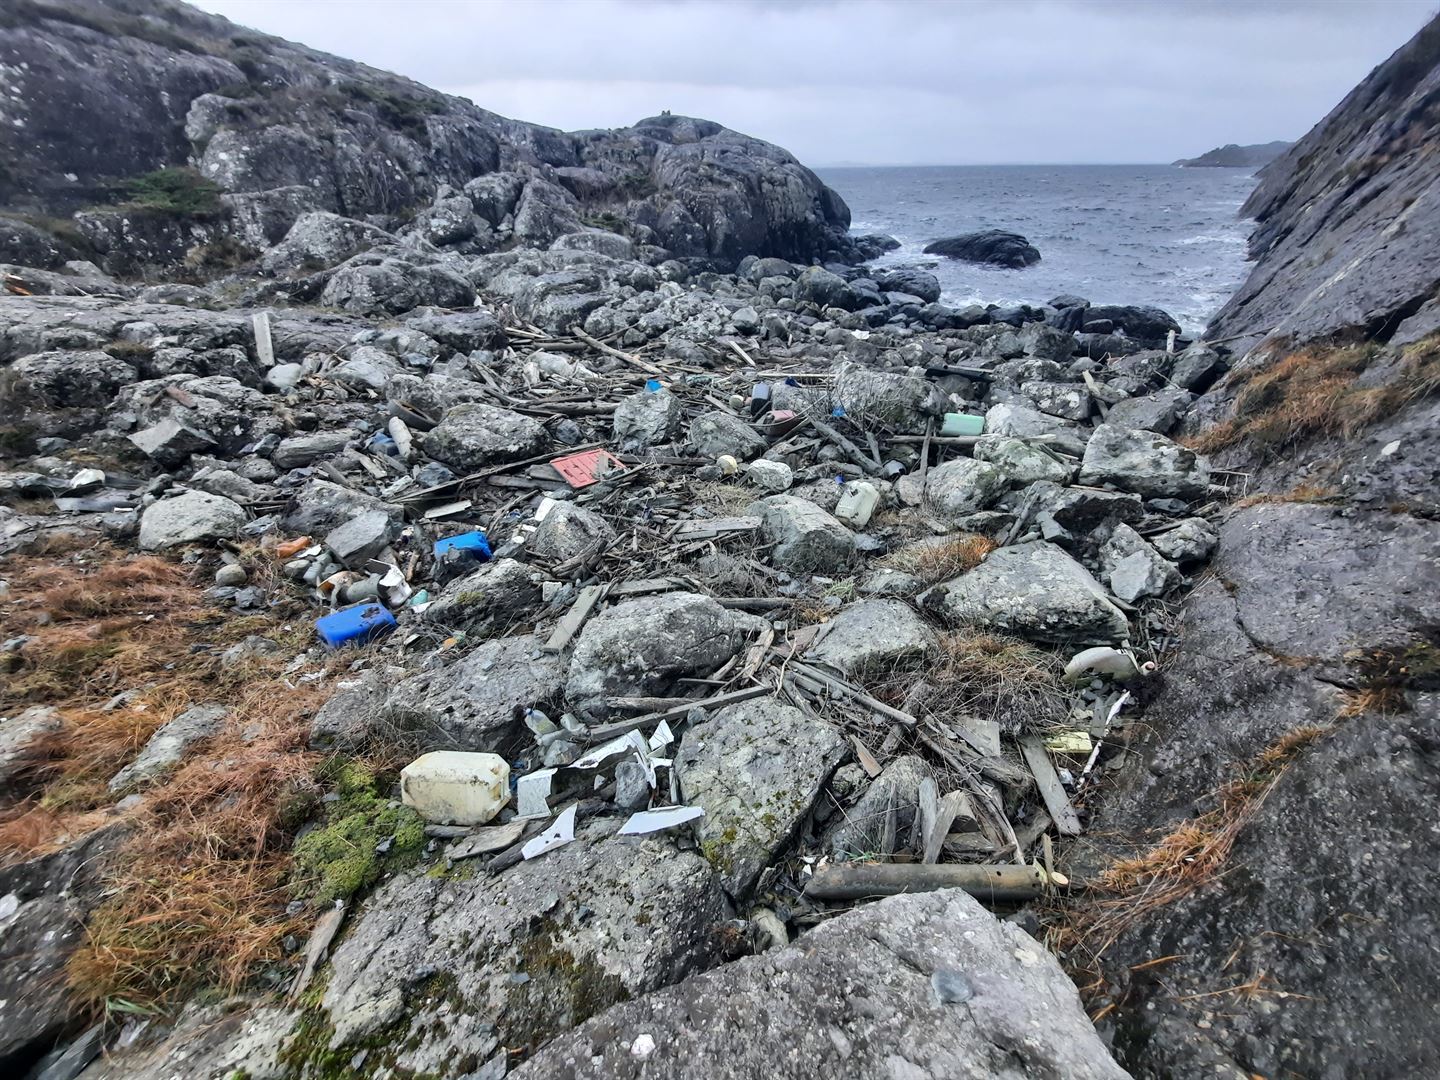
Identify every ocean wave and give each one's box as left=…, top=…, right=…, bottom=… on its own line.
left=1176, top=233, right=1247, bottom=246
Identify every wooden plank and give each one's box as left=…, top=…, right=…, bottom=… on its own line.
left=922, top=790, right=970, bottom=865
left=541, top=583, right=609, bottom=654
left=578, top=684, right=771, bottom=742
left=914, top=777, right=939, bottom=860
left=1018, top=736, right=1083, bottom=836
left=672, top=515, right=761, bottom=540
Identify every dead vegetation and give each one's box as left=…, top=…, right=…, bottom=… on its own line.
left=1052, top=723, right=1332, bottom=989
left=866, top=629, right=1069, bottom=734
left=878, top=533, right=996, bottom=584
left=1186, top=334, right=1440, bottom=455
left=0, top=544, right=356, bottom=1014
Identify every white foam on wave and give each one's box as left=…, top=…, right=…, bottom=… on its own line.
left=1176, top=233, right=1246, bottom=246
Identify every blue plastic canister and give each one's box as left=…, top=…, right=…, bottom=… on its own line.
left=316, top=603, right=397, bottom=648
left=433, top=530, right=492, bottom=561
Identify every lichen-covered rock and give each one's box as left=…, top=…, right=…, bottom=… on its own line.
left=0, top=705, right=61, bottom=788
left=566, top=592, right=757, bottom=719
left=1149, top=517, right=1219, bottom=564
left=806, top=599, right=937, bottom=676
left=386, top=634, right=564, bottom=753
left=421, top=402, right=548, bottom=472
left=1104, top=387, right=1195, bottom=434
left=925, top=457, right=1007, bottom=520
left=984, top=402, right=1090, bottom=457
left=281, top=479, right=403, bottom=536
left=259, top=211, right=394, bottom=274
left=319, top=254, right=475, bottom=316
left=316, top=820, right=729, bottom=1072
left=527, top=502, right=615, bottom=563
left=829, top=754, right=933, bottom=859
left=972, top=436, right=1072, bottom=486
left=422, top=558, right=541, bottom=629
left=678, top=699, right=846, bottom=900
left=613, top=388, right=682, bottom=449
left=516, top=887, right=1130, bottom=1080
left=751, top=495, right=857, bottom=574
left=1101, top=524, right=1182, bottom=603
left=833, top=361, right=946, bottom=433
left=138, top=491, right=246, bottom=550
left=108, top=704, right=228, bottom=791
left=1079, top=423, right=1210, bottom=501
left=687, top=410, right=767, bottom=461
left=921, top=541, right=1129, bottom=645
left=11, top=349, right=137, bottom=408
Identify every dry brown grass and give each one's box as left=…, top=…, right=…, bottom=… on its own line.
left=866, top=629, right=1068, bottom=734
left=1233, top=482, right=1338, bottom=509
left=0, top=544, right=346, bottom=1014
left=1186, top=335, right=1440, bottom=455
left=1057, top=723, right=1332, bottom=966
left=879, top=533, right=996, bottom=585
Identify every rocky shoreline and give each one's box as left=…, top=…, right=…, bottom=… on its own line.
left=4, top=3, right=1440, bottom=1080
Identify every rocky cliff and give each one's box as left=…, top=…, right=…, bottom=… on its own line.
left=1077, top=14, right=1440, bottom=1079
left=1207, top=18, right=1440, bottom=350
left=0, top=0, right=855, bottom=273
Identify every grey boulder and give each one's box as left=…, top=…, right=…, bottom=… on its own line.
left=751, top=495, right=856, bottom=574
left=613, top=388, right=682, bottom=449
left=1079, top=423, right=1210, bottom=501
left=1103, top=387, right=1195, bottom=434
left=921, top=541, right=1130, bottom=645
left=421, top=402, right=548, bottom=472
left=528, top=502, right=615, bottom=563
left=687, top=410, right=766, bottom=461
left=138, top=491, right=247, bottom=550
left=830, top=754, right=932, bottom=859
left=108, top=704, right=228, bottom=792
left=984, top=402, right=1090, bottom=457
left=925, top=457, right=1007, bottom=520
left=422, top=558, right=541, bottom=629
left=678, top=699, right=846, bottom=900
left=1102, top=524, right=1182, bottom=603
left=515, top=888, right=1129, bottom=1080
left=566, top=592, right=758, bottom=719
left=806, top=599, right=937, bottom=676
left=1150, top=517, right=1219, bottom=564
left=972, top=436, right=1072, bottom=486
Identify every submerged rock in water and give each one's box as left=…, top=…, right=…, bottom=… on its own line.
left=923, top=230, right=1041, bottom=268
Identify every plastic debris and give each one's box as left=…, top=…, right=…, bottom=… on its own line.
left=315, top=603, right=396, bottom=647
left=1063, top=646, right=1144, bottom=683
left=550, top=448, right=626, bottom=488
left=940, top=412, right=986, bottom=437
left=521, top=804, right=577, bottom=859
left=400, top=751, right=511, bottom=825
left=516, top=767, right=556, bottom=818
left=617, top=806, right=705, bottom=835
left=433, top=530, right=492, bottom=561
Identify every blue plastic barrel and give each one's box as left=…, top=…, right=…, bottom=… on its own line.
left=433, top=530, right=491, bottom=561
left=316, top=603, right=397, bottom=648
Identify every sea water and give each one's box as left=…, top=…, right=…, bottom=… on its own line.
left=818, top=164, right=1258, bottom=333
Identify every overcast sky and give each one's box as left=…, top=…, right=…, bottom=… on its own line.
left=194, top=0, right=1437, bottom=165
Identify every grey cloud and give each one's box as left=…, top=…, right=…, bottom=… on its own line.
left=195, top=0, right=1436, bottom=164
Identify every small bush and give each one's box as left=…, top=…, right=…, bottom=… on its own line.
left=119, top=168, right=223, bottom=218
left=879, top=533, right=995, bottom=584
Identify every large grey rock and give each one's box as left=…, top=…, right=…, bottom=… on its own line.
left=751, top=495, right=857, bottom=574
left=874, top=266, right=941, bottom=303
left=282, top=480, right=403, bottom=536
left=422, top=558, right=541, bottom=629
left=316, top=821, right=728, bottom=1071
left=1079, top=423, right=1210, bottom=501
left=271, top=430, right=353, bottom=469
left=1101, top=524, right=1182, bottom=603
left=386, top=634, right=564, bottom=753
left=1149, top=517, right=1218, bottom=564
left=612, top=388, right=682, bottom=449
left=921, top=541, right=1130, bottom=644
left=677, top=699, right=846, bottom=900
left=11, top=350, right=137, bottom=408
left=0, top=829, right=124, bottom=1066
left=421, top=402, right=548, bottom=471
left=1027, top=481, right=1145, bottom=558
left=330, top=345, right=403, bottom=391
left=307, top=666, right=404, bottom=751
left=1086, top=504, right=1440, bottom=1079
left=687, top=410, right=767, bottom=461
left=924, top=230, right=1041, bottom=267
left=72, top=1001, right=297, bottom=1080
left=972, top=436, right=1072, bottom=486
left=403, top=308, right=507, bottom=353
left=1104, top=387, right=1194, bottom=434
left=830, top=754, right=933, bottom=860
left=833, top=361, right=946, bottom=434
left=128, top=416, right=216, bottom=468
left=984, top=402, right=1090, bottom=457
left=1021, top=379, right=1091, bottom=421
left=0, top=705, right=61, bottom=788
left=108, top=704, right=228, bottom=792
left=323, top=509, right=395, bottom=569
left=385, top=372, right=490, bottom=418
left=1020, top=321, right=1077, bottom=361
left=806, top=599, right=938, bottom=676
left=516, top=888, right=1130, bottom=1080
left=528, top=502, right=615, bottom=563
left=319, top=254, right=475, bottom=316
left=566, top=593, right=756, bottom=719
left=260, top=211, right=394, bottom=274
left=925, top=457, right=1007, bottom=519
left=138, top=491, right=246, bottom=550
